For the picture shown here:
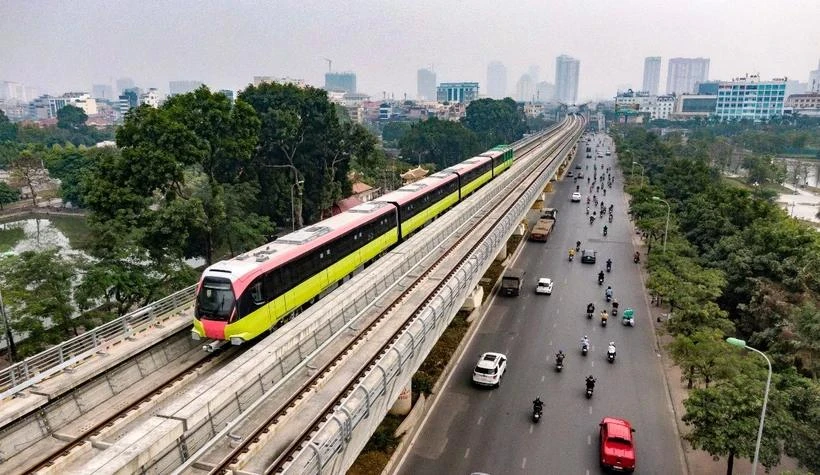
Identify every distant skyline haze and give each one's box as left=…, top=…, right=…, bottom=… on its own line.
left=1, top=0, right=818, bottom=101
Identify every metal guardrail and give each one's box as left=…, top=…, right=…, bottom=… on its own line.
left=0, top=125, right=558, bottom=404
left=0, top=285, right=197, bottom=400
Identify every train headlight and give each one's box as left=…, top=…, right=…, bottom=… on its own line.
left=230, top=337, right=244, bottom=346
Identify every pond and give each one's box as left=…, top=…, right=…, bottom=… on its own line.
left=0, top=214, right=92, bottom=257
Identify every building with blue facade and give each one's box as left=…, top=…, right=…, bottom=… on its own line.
left=714, top=76, right=786, bottom=121
left=436, top=82, right=479, bottom=103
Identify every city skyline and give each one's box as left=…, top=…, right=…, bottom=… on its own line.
left=1, top=0, right=819, bottom=101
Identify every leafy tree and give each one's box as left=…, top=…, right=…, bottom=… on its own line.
left=669, top=328, right=737, bottom=389
left=462, top=98, right=527, bottom=149
left=56, top=105, right=88, bottom=131
left=44, top=144, right=93, bottom=207
left=0, top=109, right=16, bottom=142
left=780, top=374, right=820, bottom=472
left=381, top=121, right=411, bottom=146
left=9, top=148, right=50, bottom=205
left=0, top=181, right=19, bottom=209
left=683, top=371, right=789, bottom=475
left=0, top=250, right=81, bottom=358
left=399, top=117, right=481, bottom=171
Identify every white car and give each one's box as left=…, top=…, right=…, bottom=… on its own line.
left=536, top=278, right=553, bottom=295
left=472, top=352, right=507, bottom=387
left=571, top=192, right=582, bottom=202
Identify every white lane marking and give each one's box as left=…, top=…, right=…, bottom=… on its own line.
left=477, top=416, right=483, bottom=426
left=589, top=406, right=593, bottom=414
left=529, top=424, right=534, bottom=434
left=522, top=457, right=527, bottom=469
left=591, top=361, right=594, bottom=368
left=586, top=470, right=591, bottom=475
left=553, top=322, right=557, bottom=328
left=541, top=375, right=545, bottom=382
left=464, top=447, right=470, bottom=459
left=588, top=435, right=592, bottom=445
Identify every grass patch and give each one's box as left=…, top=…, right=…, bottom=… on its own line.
left=0, top=224, right=25, bottom=252
left=350, top=233, right=524, bottom=472
left=721, top=176, right=792, bottom=194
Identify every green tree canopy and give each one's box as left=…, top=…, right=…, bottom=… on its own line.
left=0, top=181, right=19, bottom=209
left=56, top=105, right=88, bottom=131
left=398, top=117, right=481, bottom=171
left=462, top=98, right=527, bottom=149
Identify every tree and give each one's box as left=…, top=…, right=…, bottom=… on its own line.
left=56, top=105, right=88, bottom=131
left=381, top=121, right=411, bottom=146
left=462, top=98, right=527, bottom=149
left=9, top=148, right=50, bottom=205
left=669, top=328, right=737, bottom=389
left=683, top=371, right=789, bottom=475
left=0, top=250, right=80, bottom=358
left=0, top=181, right=19, bottom=209
left=399, top=117, right=481, bottom=171
left=0, top=109, right=16, bottom=142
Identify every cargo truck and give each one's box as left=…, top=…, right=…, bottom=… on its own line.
left=501, top=268, right=525, bottom=296
left=529, top=208, right=558, bottom=242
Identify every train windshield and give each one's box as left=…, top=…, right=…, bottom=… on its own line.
left=196, top=277, right=235, bottom=321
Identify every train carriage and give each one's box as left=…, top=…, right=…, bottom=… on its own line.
left=193, top=201, right=398, bottom=344
left=373, top=171, right=460, bottom=240
left=480, top=144, right=514, bottom=175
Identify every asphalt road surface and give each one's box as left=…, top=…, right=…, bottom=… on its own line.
left=394, top=133, right=684, bottom=475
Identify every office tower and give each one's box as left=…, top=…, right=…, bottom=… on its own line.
left=715, top=76, right=786, bottom=121
left=436, top=82, right=479, bottom=103
left=92, top=84, right=114, bottom=101
left=666, top=58, right=710, bottom=95
left=515, top=74, right=535, bottom=102
left=809, top=59, right=820, bottom=93
left=528, top=65, right=540, bottom=85
left=555, top=54, right=580, bottom=104
left=487, top=61, right=507, bottom=99
left=536, top=82, right=555, bottom=103
left=324, top=72, right=357, bottom=94
left=642, top=57, right=661, bottom=95
left=169, top=80, right=204, bottom=96
left=417, top=68, right=436, bottom=101
left=116, top=77, right=135, bottom=95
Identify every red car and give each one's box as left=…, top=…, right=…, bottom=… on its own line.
left=599, top=417, right=636, bottom=472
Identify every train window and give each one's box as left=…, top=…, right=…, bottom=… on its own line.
left=251, top=281, right=264, bottom=305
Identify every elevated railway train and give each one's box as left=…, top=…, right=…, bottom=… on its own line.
left=192, top=144, right=521, bottom=344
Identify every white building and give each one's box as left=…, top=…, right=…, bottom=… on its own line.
left=809, top=60, right=820, bottom=93
left=30, top=92, right=98, bottom=119
left=667, top=58, right=710, bottom=95
left=140, top=88, right=162, bottom=107
left=615, top=90, right=675, bottom=119
left=555, top=55, right=580, bottom=104
left=642, top=57, right=661, bottom=96
left=486, top=61, right=507, bottom=99
left=786, top=93, right=820, bottom=117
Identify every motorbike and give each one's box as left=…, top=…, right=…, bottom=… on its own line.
left=607, top=348, right=616, bottom=363
left=601, top=314, right=608, bottom=327
left=606, top=293, right=612, bottom=302
left=556, top=359, right=564, bottom=372
left=603, top=228, right=608, bottom=237
left=608, top=214, right=613, bottom=223
left=612, top=304, right=619, bottom=317
left=634, top=253, right=640, bottom=264
left=589, top=216, right=595, bottom=225
left=569, top=253, right=574, bottom=261
left=606, top=262, right=612, bottom=273
left=581, top=342, right=589, bottom=356
left=598, top=275, right=604, bottom=285
left=533, top=404, right=543, bottom=423
left=585, top=383, right=595, bottom=399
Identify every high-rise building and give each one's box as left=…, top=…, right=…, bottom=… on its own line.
left=0, top=81, right=26, bottom=101
left=92, top=84, right=114, bottom=101
left=809, top=59, right=820, bottom=93
left=118, top=88, right=141, bottom=116
left=325, top=72, right=356, bottom=94
left=487, top=61, right=507, bottom=99
left=436, top=82, right=479, bottom=103
left=417, top=68, right=436, bottom=101
left=535, top=81, right=555, bottom=103
left=528, top=65, right=540, bottom=85
left=515, top=74, right=535, bottom=102
left=169, top=80, right=204, bottom=96
left=666, top=58, right=710, bottom=95
left=555, top=55, right=580, bottom=104
left=714, top=75, right=786, bottom=121
left=116, top=77, right=135, bottom=95
left=642, top=57, right=661, bottom=95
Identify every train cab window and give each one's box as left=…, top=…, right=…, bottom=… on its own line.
left=197, top=277, right=235, bottom=322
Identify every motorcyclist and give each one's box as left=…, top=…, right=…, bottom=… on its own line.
left=586, top=206, right=590, bottom=215
left=556, top=350, right=565, bottom=364
left=576, top=185, right=580, bottom=192
left=603, top=225, right=608, bottom=235
left=598, top=270, right=605, bottom=282
left=612, top=299, right=619, bottom=313
left=585, top=375, right=596, bottom=390
left=576, top=240, right=581, bottom=251
left=606, top=258, right=612, bottom=271
left=586, top=196, right=590, bottom=204
left=581, top=335, right=590, bottom=350
left=568, top=248, right=576, bottom=259
left=605, top=286, right=613, bottom=298
left=587, top=302, right=595, bottom=314
left=600, top=309, right=609, bottom=321
left=608, top=341, right=616, bottom=357
left=634, top=251, right=640, bottom=263
left=589, top=215, right=595, bottom=224
left=533, top=397, right=543, bottom=412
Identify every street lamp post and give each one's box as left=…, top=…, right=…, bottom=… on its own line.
left=652, top=196, right=671, bottom=252
left=726, top=337, right=772, bottom=475
left=631, top=161, right=645, bottom=187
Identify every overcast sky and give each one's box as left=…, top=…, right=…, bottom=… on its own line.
left=2, top=0, right=819, bottom=101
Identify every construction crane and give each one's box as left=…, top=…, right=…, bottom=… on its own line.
left=323, top=58, right=332, bottom=73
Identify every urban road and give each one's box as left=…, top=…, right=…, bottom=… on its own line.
left=394, top=134, right=685, bottom=475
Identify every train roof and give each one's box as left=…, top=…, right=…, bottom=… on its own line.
left=479, top=144, right=512, bottom=158
left=201, top=200, right=395, bottom=291
left=374, top=167, right=460, bottom=205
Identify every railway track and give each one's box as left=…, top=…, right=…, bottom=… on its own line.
left=179, top=119, right=583, bottom=474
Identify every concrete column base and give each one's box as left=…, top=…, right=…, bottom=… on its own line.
left=460, top=286, right=484, bottom=312
left=389, top=382, right=412, bottom=416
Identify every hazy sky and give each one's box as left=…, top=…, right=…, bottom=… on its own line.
left=2, top=0, right=819, bottom=101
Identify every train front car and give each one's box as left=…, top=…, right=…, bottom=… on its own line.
left=193, top=201, right=399, bottom=346
left=480, top=144, right=514, bottom=175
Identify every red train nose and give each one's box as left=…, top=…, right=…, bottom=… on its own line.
left=202, top=319, right=227, bottom=340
